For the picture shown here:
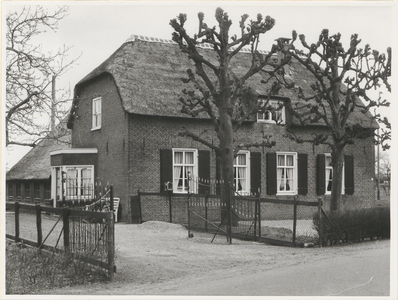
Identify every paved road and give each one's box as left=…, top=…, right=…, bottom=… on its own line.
left=160, top=245, right=391, bottom=296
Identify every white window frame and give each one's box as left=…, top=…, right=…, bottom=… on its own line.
left=276, top=152, right=297, bottom=195
left=325, top=154, right=345, bottom=195
left=234, top=150, right=251, bottom=196
left=257, top=99, right=285, bottom=124
left=172, top=149, right=198, bottom=194
left=51, top=165, right=95, bottom=201
left=92, top=97, right=102, bottom=130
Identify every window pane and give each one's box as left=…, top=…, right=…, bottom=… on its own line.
left=185, top=152, right=194, bottom=164
left=238, top=154, right=246, bottom=166
left=326, top=168, right=333, bottom=192
left=277, top=155, right=285, bottom=166
left=174, top=152, right=183, bottom=164
left=286, top=155, right=294, bottom=166
left=326, top=156, right=332, bottom=166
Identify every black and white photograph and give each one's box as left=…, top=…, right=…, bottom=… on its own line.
left=2, top=1, right=396, bottom=298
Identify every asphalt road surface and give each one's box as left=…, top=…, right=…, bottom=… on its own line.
left=159, top=244, right=391, bottom=296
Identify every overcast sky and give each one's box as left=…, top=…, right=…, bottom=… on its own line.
left=3, top=1, right=396, bottom=168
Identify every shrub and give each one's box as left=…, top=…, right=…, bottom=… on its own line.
left=6, top=241, right=108, bottom=294
left=312, top=206, right=390, bottom=246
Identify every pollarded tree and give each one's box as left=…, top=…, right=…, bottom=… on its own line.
left=6, top=5, right=79, bottom=147
left=280, top=30, right=391, bottom=210
left=170, top=8, right=287, bottom=203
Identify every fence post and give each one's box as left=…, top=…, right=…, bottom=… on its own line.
left=110, top=185, right=114, bottom=212
left=108, top=212, right=115, bottom=281
left=36, top=204, right=42, bottom=247
left=318, top=197, right=323, bottom=248
left=187, top=197, right=191, bottom=238
left=63, top=207, right=70, bottom=252
left=15, top=201, right=20, bottom=243
left=205, top=193, right=209, bottom=233
left=168, top=191, right=172, bottom=223
left=227, top=182, right=232, bottom=245
left=254, top=197, right=258, bottom=240
left=293, top=196, right=297, bottom=246
left=258, top=197, right=261, bottom=242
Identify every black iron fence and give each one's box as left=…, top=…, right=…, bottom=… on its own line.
left=132, top=185, right=322, bottom=247
left=6, top=195, right=116, bottom=280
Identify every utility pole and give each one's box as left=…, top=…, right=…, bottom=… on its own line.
left=51, top=75, right=56, bottom=133
left=377, top=128, right=380, bottom=201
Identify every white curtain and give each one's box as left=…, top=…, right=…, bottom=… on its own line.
left=286, top=155, right=294, bottom=166
left=326, top=156, right=333, bottom=192
left=286, top=168, right=293, bottom=191
left=277, top=155, right=285, bottom=191
left=66, top=169, right=78, bottom=196
left=326, top=168, right=333, bottom=191
left=81, top=168, right=92, bottom=196
left=238, top=167, right=246, bottom=191
left=174, top=152, right=183, bottom=189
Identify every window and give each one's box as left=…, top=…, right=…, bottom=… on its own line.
left=257, top=99, right=285, bottom=124
left=325, top=154, right=344, bottom=195
left=277, top=153, right=297, bottom=194
left=8, top=183, right=13, bottom=199
left=53, top=166, right=94, bottom=200
left=34, top=183, right=40, bottom=199
left=234, top=151, right=250, bottom=195
left=92, top=97, right=102, bottom=130
left=25, top=183, right=31, bottom=199
left=16, top=183, right=21, bottom=198
left=172, top=149, right=198, bottom=193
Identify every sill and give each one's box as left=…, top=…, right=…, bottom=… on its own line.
left=257, top=120, right=285, bottom=125
left=91, top=127, right=101, bottom=131
left=276, top=192, right=296, bottom=197
left=257, top=120, right=276, bottom=124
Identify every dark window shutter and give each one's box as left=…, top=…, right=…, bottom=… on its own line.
left=345, top=155, right=354, bottom=195
left=317, top=154, right=326, bottom=195
left=250, top=152, right=261, bottom=195
left=198, top=150, right=211, bottom=194
left=297, top=153, right=308, bottom=195
left=160, top=149, right=173, bottom=193
left=266, top=152, right=277, bottom=195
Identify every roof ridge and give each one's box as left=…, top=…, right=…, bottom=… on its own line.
left=125, top=34, right=269, bottom=54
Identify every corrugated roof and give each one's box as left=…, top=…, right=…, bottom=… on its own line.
left=6, top=122, right=71, bottom=181
left=73, top=35, right=378, bottom=129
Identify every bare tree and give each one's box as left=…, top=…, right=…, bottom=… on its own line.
left=170, top=9, right=285, bottom=212
left=6, top=5, right=79, bottom=147
left=280, top=30, right=391, bottom=210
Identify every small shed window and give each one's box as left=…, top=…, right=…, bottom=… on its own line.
left=16, top=183, right=22, bottom=198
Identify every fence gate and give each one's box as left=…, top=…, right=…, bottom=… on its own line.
left=6, top=188, right=116, bottom=280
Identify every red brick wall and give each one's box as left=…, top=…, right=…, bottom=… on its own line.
left=128, top=114, right=377, bottom=215
left=71, top=75, right=377, bottom=222
left=72, top=74, right=130, bottom=221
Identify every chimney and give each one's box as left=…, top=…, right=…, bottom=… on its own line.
left=274, top=37, right=291, bottom=63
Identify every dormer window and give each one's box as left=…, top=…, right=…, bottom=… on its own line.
left=257, top=99, right=285, bottom=124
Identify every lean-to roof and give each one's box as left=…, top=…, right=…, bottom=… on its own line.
left=6, top=123, right=71, bottom=181
left=73, top=35, right=378, bottom=129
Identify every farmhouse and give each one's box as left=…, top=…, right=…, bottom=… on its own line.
left=60, top=35, right=378, bottom=222
left=6, top=121, right=71, bottom=205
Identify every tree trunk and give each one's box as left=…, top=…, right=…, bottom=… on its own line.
left=218, top=104, right=236, bottom=231
left=330, top=145, right=344, bottom=211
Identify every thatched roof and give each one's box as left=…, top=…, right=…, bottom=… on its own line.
left=6, top=122, right=71, bottom=181
left=71, top=35, right=378, bottom=129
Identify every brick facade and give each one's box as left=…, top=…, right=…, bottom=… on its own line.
left=72, top=73, right=130, bottom=220
left=71, top=73, right=376, bottom=222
